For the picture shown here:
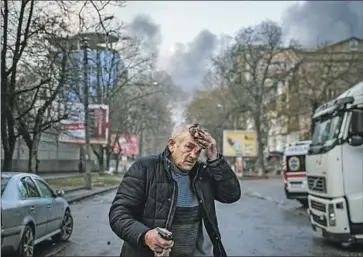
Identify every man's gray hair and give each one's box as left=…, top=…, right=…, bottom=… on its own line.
left=171, top=123, right=191, bottom=140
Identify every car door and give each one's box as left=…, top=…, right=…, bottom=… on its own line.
left=20, top=177, right=49, bottom=240
left=33, top=178, right=64, bottom=234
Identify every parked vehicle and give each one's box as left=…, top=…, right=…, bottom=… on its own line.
left=306, top=81, right=363, bottom=247
left=282, top=140, right=312, bottom=207
left=1, top=172, right=74, bottom=257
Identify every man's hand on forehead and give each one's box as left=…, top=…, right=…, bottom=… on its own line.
left=189, top=124, right=210, bottom=149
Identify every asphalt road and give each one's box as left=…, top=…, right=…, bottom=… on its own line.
left=34, top=179, right=363, bottom=257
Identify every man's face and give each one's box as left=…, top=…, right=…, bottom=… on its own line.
left=168, top=132, right=202, bottom=171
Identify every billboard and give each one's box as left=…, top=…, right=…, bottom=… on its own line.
left=223, top=130, right=257, bottom=157
left=111, top=134, right=139, bottom=155
left=59, top=104, right=109, bottom=144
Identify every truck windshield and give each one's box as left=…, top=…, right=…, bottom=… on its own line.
left=311, top=114, right=343, bottom=148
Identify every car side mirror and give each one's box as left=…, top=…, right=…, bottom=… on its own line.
left=55, top=190, right=64, bottom=197
left=348, top=135, right=363, bottom=147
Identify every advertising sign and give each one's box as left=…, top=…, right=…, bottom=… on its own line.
left=223, top=130, right=257, bottom=157
left=59, top=103, right=109, bottom=145
left=111, top=134, right=139, bottom=155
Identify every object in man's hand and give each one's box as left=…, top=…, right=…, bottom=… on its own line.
left=189, top=124, right=208, bottom=149
left=155, top=248, right=171, bottom=257
left=156, top=227, right=173, bottom=240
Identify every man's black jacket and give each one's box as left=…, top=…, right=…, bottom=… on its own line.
left=109, top=148, right=241, bottom=257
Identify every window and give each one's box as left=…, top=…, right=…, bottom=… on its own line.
left=350, top=39, right=358, bottom=51
left=311, top=114, right=343, bottom=147
left=350, top=109, right=363, bottom=136
left=21, top=177, right=40, bottom=198
left=34, top=179, right=54, bottom=198
left=18, top=179, right=28, bottom=198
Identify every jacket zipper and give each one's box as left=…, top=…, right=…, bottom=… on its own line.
left=193, top=164, right=222, bottom=239
left=165, top=180, right=177, bottom=230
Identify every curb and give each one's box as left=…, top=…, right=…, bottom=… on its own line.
left=66, top=185, right=119, bottom=204
left=64, top=186, right=86, bottom=194
left=44, top=174, right=84, bottom=181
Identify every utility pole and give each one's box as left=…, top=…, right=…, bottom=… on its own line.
left=82, top=36, right=92, bottom=190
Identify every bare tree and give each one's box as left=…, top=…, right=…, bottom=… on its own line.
left=1, top=0, right=127, bottom=172
left=211, top=20, right=300, bottom=175
left=1, top=0, right=77, bottom=171
left=108, top=71, right=175, bottom=159
left=87, top=40, right=159, bottom=170
left=185, top=85, right=251, bottom=152
left=289, top=40, right=363, bottom=136
left=15, top=38, right=74, bottom=173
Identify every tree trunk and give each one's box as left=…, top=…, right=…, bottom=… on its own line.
left=115, top=154, right=120, bottom=174
left=96, top=151, right=104, bottom=172
left=2, top=147, right=14, bottom=171
left=106, top=149, right=111, bottom=170
left=254, top=116, right=266, bottom=177
left=92, top=145, right=104, bottom=172
left=28, top=139, right=40, bottom=173
left=1, top=116, right=17, bottom=171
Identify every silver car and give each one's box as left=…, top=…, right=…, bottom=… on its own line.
left=1, top=172, right=74, bottom=257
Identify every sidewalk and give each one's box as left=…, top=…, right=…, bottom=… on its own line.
left=64, top=186, right=119, bottom=204
left=36, top=172, right=123, bottom=204
left=41, top=172, right=84, bottom=180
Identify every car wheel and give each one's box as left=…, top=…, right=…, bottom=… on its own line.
left=52, top=210, right=73, bottom=242
left=17, top=225, right=34, bottom=257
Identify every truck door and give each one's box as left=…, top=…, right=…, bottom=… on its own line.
left=342, top=109, right=363, bottom=226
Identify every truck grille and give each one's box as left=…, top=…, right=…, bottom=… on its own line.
left=310, top=199, right=326, bottom=212
left=307, top=176, right=326, bottom=193
left=311, top=212, right=327, bottom=226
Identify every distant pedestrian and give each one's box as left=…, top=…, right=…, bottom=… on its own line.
left=109, top=123, right=241, bottom=257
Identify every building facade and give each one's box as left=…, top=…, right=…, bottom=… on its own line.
left=64, top=47, right=123, bottom=104
left=267, top=37, right=363, bottom=152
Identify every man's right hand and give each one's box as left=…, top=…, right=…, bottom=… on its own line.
left=144, top=228, right=174, bottom=254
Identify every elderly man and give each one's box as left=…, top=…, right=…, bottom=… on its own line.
left=109, top=123, right=241, bottom=257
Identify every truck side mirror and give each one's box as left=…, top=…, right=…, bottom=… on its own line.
left=348, top=135, right=363, bottom=147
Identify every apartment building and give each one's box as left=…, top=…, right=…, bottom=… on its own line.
left=267, top=37, right=363, bottom=152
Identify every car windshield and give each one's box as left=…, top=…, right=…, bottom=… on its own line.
left=311, top=114, right=343, bottom=148
left=1, top=177, right=10, bottom=194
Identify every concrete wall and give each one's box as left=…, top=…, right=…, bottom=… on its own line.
left=1, top=132, right=81, bottom=173
left=1, top=131, right=108, bottom=173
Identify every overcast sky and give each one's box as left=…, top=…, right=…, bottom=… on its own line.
left=106, top=0, right=362, bottom=123
left=117, top=1, right=295, bottom=68
left=111, top=1, right=363, bottom=94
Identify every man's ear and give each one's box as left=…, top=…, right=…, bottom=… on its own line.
left=168, top=138, right=175, bottom=152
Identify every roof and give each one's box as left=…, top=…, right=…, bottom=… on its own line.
left=317, top=36, right=363, bottom=51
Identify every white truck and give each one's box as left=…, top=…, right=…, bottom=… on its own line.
left=282, top=140, right=312, bottom=207
left=306, top=81, right=363, bottom=247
